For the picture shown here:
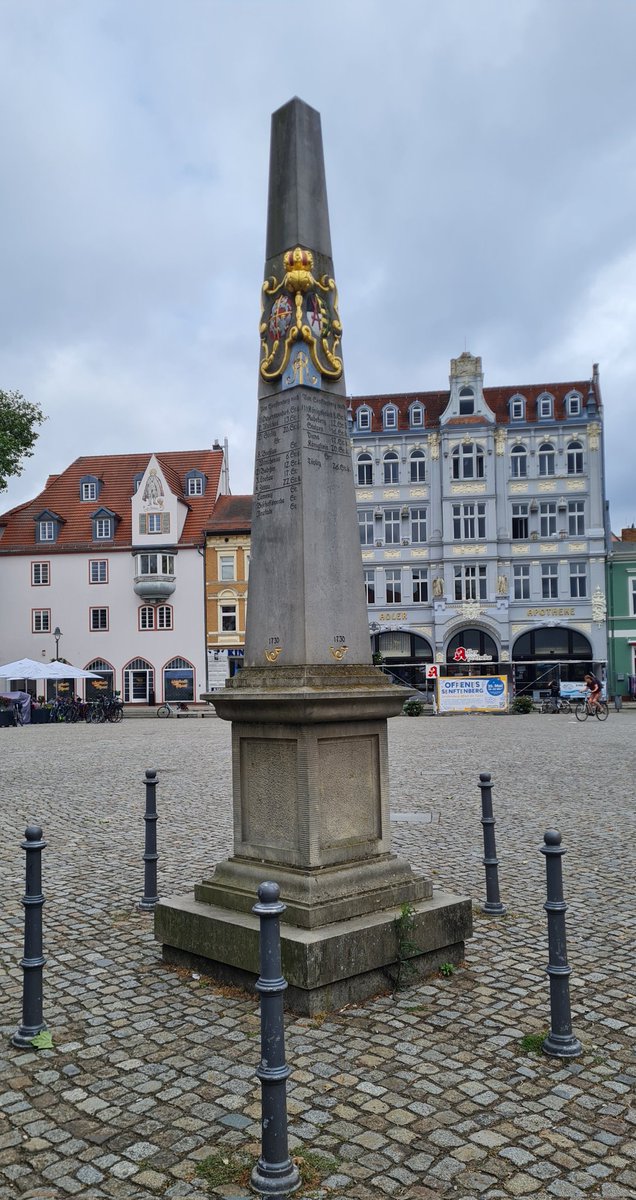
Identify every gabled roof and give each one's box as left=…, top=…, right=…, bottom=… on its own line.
left=206, top=495, right=252, bottom=535
left=351, top=379, right=597, bottom=430
left=0, top=449, right=224, bottom=553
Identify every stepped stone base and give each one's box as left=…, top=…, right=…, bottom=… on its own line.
left=156, top=889, right=472, bottom=1015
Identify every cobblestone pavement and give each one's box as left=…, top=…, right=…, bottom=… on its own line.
left=0, top=713, right=634, bottom=1200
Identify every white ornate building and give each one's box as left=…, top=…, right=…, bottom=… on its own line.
left=350, top=352, right=608, bottom=695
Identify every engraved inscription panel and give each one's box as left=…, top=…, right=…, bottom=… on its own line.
left=318, top=735, right=381, bottom=848
left=240, top=738, right=299, bottom=851
left=254, top=389, right=351, bottom=522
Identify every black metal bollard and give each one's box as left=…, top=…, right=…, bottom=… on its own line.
left=139, top=769, right=159, bottom=910
left=12, top=825, right=47, bottom=1048
left=251, top=882, right=300, bottom=1198
left=540, top=830, right=582, bottom=1058
left=478, top=772, right=506, bottom=915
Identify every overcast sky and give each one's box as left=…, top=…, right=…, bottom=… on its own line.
left=1, top=0, right=635, bottom=532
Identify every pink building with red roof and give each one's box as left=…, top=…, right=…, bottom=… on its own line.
left=0, top=444, right=229, bottom=703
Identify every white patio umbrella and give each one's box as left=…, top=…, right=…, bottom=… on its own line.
left=0, top=658, right=59, bottom=679
left=46, top=662, right=101, bottom=679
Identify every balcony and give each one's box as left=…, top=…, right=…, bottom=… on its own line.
left=134, top=574, right=176, bottom=602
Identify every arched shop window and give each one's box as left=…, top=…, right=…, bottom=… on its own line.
left=85, top=658, right=115, bottom=700
left=372, top=631, right=433, bottom=661
left=512, top=628, right=592, bottom=660
left=446, top=629, right=499, bottom=665
left=163, top=657, right=194, bottom=702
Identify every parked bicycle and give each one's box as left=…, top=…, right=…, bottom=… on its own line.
left=574, top=696, right=609, bottom=722
left=86, top=696, right=124, bottom=723
left=49, top=696, right=87, bottom=723
left=156, top=701, right=190, bottom=718
left=540, top=697, right=572, bottom=714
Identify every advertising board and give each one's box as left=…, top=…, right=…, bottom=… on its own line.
left=436, top=675, right=508, bottom=713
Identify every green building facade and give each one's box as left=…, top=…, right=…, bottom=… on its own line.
left=607, top=529, right=636, bottom=700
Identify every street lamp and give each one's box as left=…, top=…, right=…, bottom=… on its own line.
left=53, top=627, right=62, bottom=660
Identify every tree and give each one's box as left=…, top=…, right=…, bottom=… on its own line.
left=0, top=390, right=46, bottom=493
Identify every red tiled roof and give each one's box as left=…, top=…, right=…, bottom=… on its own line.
left=0, top=449, right=224, bottom=553
left=351, top=379, right=596, bottom=429
left=206, top=495, right=252, bottom=534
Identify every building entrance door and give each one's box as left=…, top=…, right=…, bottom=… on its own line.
left=124, top=659, right=154, bottom=703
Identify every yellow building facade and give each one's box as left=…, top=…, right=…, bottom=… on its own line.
left=204, top=496, right=251, bottom=685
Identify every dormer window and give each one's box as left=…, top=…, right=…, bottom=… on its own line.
left=566, top=392, right=582, bottom=417
left=459, top=387, right=475, bottom=416
left=383, top=405, right=398, bottom=430
left=510, top=395, right=525, bottom=420
left=132, top=473, right=144, bottom=494
left=538, top=393, right=553, bottom=419
left=91, top=508, right=117, bottom=541
left=409, top=404, right=424, bottom=428
left=34, top=509, right=63, bottom=544
left=357, top=407, right=371, bottom=432
left=185, top=469, right=206, bottom=497
left=79, top=475, right=100, bottom=501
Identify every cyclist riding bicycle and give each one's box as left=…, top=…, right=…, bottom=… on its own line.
left=583, top=672, right=602, bottom=712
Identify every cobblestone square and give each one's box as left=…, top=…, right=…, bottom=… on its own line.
left=0, top=713, right=634, bottom=1199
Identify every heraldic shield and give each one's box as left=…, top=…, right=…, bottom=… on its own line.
left=259, top=245, right=343, bottom=384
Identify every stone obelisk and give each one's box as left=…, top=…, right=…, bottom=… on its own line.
left=156, top=99, right=472, bottom=1013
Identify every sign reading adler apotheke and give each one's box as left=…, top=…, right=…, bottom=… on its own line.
left=436, top=676, right=508, bottom=713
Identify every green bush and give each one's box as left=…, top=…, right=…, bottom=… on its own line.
left=403, top=698, right=424, bottom=716
left=511, top=695, right=533, bottom=714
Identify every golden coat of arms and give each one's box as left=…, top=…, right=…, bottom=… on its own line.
left=260, top=246, right=343, bottom=383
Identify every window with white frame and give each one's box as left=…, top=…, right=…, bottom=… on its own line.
left=81, top=481, right=97, bottom=501
left=569, top=561, right=587, bottom=598
left=510, top=445, right=527, bottom=477
left=513, top=564, right=530, bottom=600
left=32, top=609, right=50, bottom=632
left=631, top=577, right=636, bottom=617
left=383, top=406, right=398, bottom=430
left=140, top=605, right=172, bottom=631
left=31, top=562, right=50, bottom=586
left=451, top=443, right=484, bottom=480
left=538, top=442, right=555, bottom=477
left=95, top=517, right=112, bottom=539
left=383, top=451, right=399, bottom=484
left=540, top=502, right=557, bottom=537
left=409, top=449, right=426, bottom=483
left=358, top=511, right=374, bottom=546
left=385, top=568, right=402, bottom=604
left=567, top=440, right=583, bottom=475
left=410, top=507, right=427, bottom=543
left=412, top=568, right=428, bottom=603
left=140, top=606, right=155, bottom=630
left=454, top=564, right=487, bottom=601
left=541, top=563, right=558, bottom=599
left=220, top=603, right=237, bottom=632
left=453, top=503, right=486, bottom=540
left=89, top=559, right=108, bottom=584
left=364, top=569, right=375, bottom=604
left=567, top=393, right=582, bottom=417
left=90, top=607, right=108, bottom=631
left=219, top=554, right=235, bottom=581
left=384, top=509, right=401, bottom=544
left=511, top=503, right=529, bottom=540
left=458, top=387, right=475, bottom=416
left=39, top=520, right=55, bottom=541
left=136, top=553, right=175, bottom=576
left=511, top=396, right=525, bottom=420
left=357, top=407, right=371, bottom=431
left=157, top=605, right=172, bottom=629
left=567, top=501, right=585, bottom=536
left=538, top=394, right=553, bottom=419
left=409, top=404, right=424, bottom=428
left=187, top=476, right=203, bottom=496
left=147, top=513, right=162, bottom=534
left=357, top=452, right=373, bottom=485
